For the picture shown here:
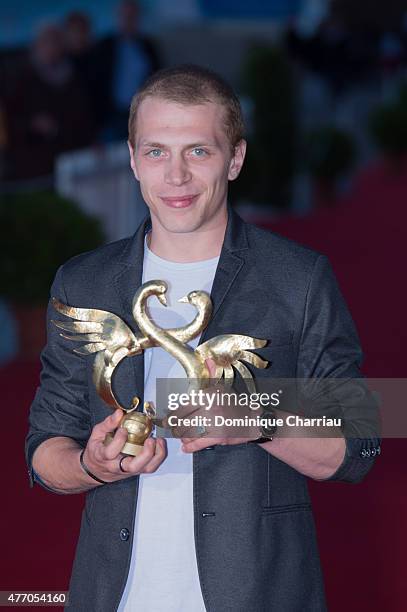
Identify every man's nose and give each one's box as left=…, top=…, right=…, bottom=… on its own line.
left=164, top=156, right=192, bottom=186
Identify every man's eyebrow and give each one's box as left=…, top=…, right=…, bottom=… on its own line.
left=139, top=141, right=166, bottom=148
left=139, top=141, right=218, bottom=148
left=186, top=142, right=218, bottom=148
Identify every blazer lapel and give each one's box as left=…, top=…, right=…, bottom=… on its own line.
left=200, top=208, right=249, bottom=344
left=112, top=216, right=151, bottom=404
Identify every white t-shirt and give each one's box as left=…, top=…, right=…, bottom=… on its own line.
left=118, top=239, right=219, bottom=612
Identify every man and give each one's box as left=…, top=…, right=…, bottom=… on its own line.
left=26, top=65, right=380, bottom=611
left=4, top=23, right=94, bottom=181
left=93, top=0, right=160, bottom=142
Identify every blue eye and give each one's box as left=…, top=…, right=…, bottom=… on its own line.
left=148, top=149, right=162, bottom=158
left=192, top=148, right=207, bottom=157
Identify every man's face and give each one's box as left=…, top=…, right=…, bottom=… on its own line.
left=128, top=97, right=246, bottom=235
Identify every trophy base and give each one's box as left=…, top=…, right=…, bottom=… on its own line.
left=104, top=432, right=145, bottom=457
left=120, top=440, right=145, bottom=456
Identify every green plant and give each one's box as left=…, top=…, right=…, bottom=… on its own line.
left=231, top=45, right=297, bottom=208
left=0, top=190, right=104, bottom=305
left=369, top=86, right=407, bottom=157
left=304, top=126, right=356, bottom=181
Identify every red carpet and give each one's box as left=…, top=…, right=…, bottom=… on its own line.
left=266, top=159, right=407, bottom=611
left=1, top=360, right=81, bottom=611
left=2, top=160, right=406, bottom=610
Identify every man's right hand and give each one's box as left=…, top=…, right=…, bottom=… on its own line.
left=83, top=409, right=167, bottom=483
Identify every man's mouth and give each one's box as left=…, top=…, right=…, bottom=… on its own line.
left=159, top=195, right=199, bottom=209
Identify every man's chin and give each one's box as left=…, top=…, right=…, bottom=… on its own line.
left=153, top=208, right=204, bottom=234
left=158, top=219, right=203, bottom=235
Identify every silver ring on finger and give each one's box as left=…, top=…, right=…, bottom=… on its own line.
left=119, top=455, right=128, bottom=473
left=195, top=425, right=206, bottom=437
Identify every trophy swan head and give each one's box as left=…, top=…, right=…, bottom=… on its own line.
left=132, top=280, right=210, bottom=384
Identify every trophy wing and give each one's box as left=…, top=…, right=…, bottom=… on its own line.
left=196, top=334, right=269, bottom=393
left=51, top=298, right=140, bottom=356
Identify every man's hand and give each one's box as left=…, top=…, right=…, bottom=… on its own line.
left=83, top=409, right=167, bottom=482
left=164, top=359, right=261, bottom=453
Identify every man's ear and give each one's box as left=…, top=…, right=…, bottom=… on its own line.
left=228, top=139, right=247, bottom=181
left=127, top=140, right=139, bottom=181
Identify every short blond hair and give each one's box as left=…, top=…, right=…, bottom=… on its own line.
left=128, top=65, right=244, bottom=153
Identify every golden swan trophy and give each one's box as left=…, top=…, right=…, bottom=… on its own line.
left=52, top=280, right=269, bottom=455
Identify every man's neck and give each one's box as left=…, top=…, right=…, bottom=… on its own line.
left=148, top=216, right=227, bottom=263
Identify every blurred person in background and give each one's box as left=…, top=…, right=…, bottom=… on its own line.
left=402, top=11, right=407, bottom=65
left=93, top=0, right=160, bottom=142
left=379, top=29, right=404, bottom=77
left=65, top=11, right=93, bottom=60
left=307, top=14, right=350, bottom=95
left=0, top=98, right=6, bottom=179
left=64, top=11, right=101, bottom=132
left=3, top=22, right=95, bottom=182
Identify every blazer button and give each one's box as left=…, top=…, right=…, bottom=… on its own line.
left=120, top=528, right=130, bottom=541
left=360, top=449, right=368, bottom=458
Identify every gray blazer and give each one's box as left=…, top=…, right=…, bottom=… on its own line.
left=26, top=210, right=380, bottom=611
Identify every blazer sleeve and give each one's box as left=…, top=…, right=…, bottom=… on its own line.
left=296, top=254, right=381, bottom=483
left=24, top=265, right=92, bottom=491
